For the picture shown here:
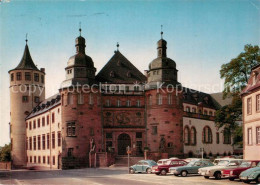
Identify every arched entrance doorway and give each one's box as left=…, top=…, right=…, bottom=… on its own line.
left=118, top=133, right=131, bottom=155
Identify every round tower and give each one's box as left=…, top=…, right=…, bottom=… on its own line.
left=8, top=40, right=45, bottom=167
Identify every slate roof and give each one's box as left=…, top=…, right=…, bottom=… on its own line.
left=210, top=92, right=233, bottom=108
left=26, top=93, right=61, bottom=120
left=182, top=87, right=221, bottom=109
left=10, top=44, right=39, bottom=72
left=96, top=51, right=146, bottom=84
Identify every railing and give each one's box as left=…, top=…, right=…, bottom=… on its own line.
left=183, top=111, right=215, bottom=121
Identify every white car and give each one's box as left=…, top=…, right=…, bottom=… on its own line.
left=198, top=159, right=243, bottom=180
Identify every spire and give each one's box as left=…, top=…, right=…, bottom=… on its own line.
left=157, top=25, right=167, bottom=58
left=161, top=25, right=163, bottom=39
left=79, top=22, right=82, bottom=36
left=75, top=25, right=86, bottom=54
left=14, top=42, right=39, bottom=70
left=116, top=42, right=119, bottom=51
left=25, top=33, right=28, bottom=44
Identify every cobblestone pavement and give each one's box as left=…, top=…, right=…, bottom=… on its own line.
left=0, top=167, right=257, bottom=185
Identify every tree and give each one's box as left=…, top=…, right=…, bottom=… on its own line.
left=0, top=143, right=11, bottom=162
left=216, top=44, right=260, bottom=145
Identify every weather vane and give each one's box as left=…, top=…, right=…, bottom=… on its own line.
left=79, top=22, right=82, bottom=36
left=161, top=25, right=163, bottom=39
left=117, top=42, right=119, bottom=51
left=25, top=33, right=28, bottom=43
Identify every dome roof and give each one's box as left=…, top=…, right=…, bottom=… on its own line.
left=149, top=57, right=176, bottom=70
left=67, top=53, right=94, bottom=68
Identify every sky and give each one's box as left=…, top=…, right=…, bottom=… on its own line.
left=0, top=0, right=260, bottom=146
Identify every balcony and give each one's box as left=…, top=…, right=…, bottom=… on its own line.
left=183, top=111, right=215, bottom=121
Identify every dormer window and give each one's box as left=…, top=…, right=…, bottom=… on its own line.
left=110, top=71, right=115, bottom=77
left=127, top=71, right=131, bottom=78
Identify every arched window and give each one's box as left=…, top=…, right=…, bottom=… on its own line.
left=67, top=93, right=73, bottom=105
left=202, top=126, right=212, bottom=143
left=184, top=126, right=190, bottom=145
left=204, top=110, right=208, bottom=115
left=209, top=111, right=213, bottom=116
left=89, top=93, right=93, bottom=105
left=156, top=94, right=162, bottom=105
left=192, top=108, right=196, bottom=113
left=223, top=128, right=231, bottom=144
left=148, top=95, right=152, bottom=105
left=186, top=106, right=190, bottom=112
left=117, top=99, right=121, bottom=107
left=190, top=127, right=196, bottom=145
left=126, top=100, right=131, bottom=107
left=78, top=93, right=84, bottom=104
left=167, top=94, right=172, bottom=105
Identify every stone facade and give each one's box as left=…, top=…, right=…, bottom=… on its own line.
left=241, top=64, right=260, bottom=160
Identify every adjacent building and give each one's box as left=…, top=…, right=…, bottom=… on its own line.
left=241, top=64, right=260, bottom=160
left=9, top=30, right=236, bottom=169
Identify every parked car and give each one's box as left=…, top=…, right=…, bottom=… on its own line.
left=151, top=159, right=188, bottom=175
left=198, top=159, right=243, bottom=180
left=129, top=160, right=157, bottom=174
left=169, top=157, right=179, bottom=160
left=157, top=159, right=169, bottom=165
left=222, top=160, right=260, bottom=181
left=213, top=157, right=235, bottom=165
left=169, top=159, right=214, bottom=177
left=239, top=162, right=260, bottom=184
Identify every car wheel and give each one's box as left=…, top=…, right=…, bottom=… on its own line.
left=155, top=173, right=160, bottom=175
left=174, top=174, right=179, bottom=177
left=160, top=169, right=167, bottom=176
left=214, top=171, right=221, bottom=180
left=181, top=171, right=188, bottom=177
left=129, top=168, right=135, bottom=174
left=229, top=178, right=235, bottom=181
left=146, top=168, right=152, bottom=174
left=256, top=175, right=260, bottom=183
left=204, top=176, right=209, bottom=179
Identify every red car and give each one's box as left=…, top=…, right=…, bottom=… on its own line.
left=221, top=160, right=260, bottom=181
left=152, top=159, right=188, bottom=175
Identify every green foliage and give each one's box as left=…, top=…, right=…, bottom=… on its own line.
left=0, top=143, right=11, bottom=162
left=220, top=44, right=260, bottom=98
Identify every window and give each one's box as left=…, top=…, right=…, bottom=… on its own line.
left=47, top=115, right=49, bottom=125
left=37, top=119, right=40, bottom=128
left=34, top=156, right=36, bottom=163
left=202, top=126, right=212, bottom=143
left=30, top=156, right=32, bottom=163
left=11, top=73, right=14, bottom=81
left=58, top=131, right=61, bottom=147
left=216, top=132, right=220, bottom=144
left=168, top=94, right=172, bottom=105
left=37, top=135, right=41, bottom=150
left=134, top=86, right=139, bottom=92
left=17, top=72, right=22, bottom=80
left=25, top=72, right=31, bottom=81
left=89, top=93, right=93, bottom=105
left=167, top=142, right=173, bottom=148
left=126, top=100, right=131, bottom=107
left=33, top=120, right=36, bottom=129
left=223, top=128, right=231, bottom=144
left=115, top=85, right=120, bottom=92
left=125, top=86, right=129, bottom=92
left=52, top=132, right=55, bottom=149
left=192, top=108, right=196, bottom=113
left=29, top=122, right=32, bottom=130
left=38, top=156, right=41, bottom=163
left=47, top=156, right=50, bottom=164
left=47, top=133, right=50, bottom=149
left=67, top=122, right=76, bottom=136
left=42, top=134, right=46, bottom=150
left=105, top=99, right=110, bottom=107
left=42, top=117, right=45, bottom=127
left=52, top=113, right=55, bottom=123
left=41, top=75, right=44, bottom=83
left=156, top=94, right=162, bottom=105
left=257, top=127, right=260, bottom=144
left=247, top=97, right=252, bottom=114
left=136, top=100, right=141, bottom=107
left=209, top=111, right=213, bottom=116
left=33, top=136, right=36, bottom=150
left=248, top=128, right=252, bottom=145
left=136, top=132, right=142, bottom=138
left=68, top=93, right=73, bottom=105
left=148, top=95, right=152, bottom=105
left=186, top=107, right=190, bottom=112
left=78, top=93, right=84, bottom=104
left=29, top=137, right=32, bottom=150
left=204, top=110, right=208, bottom=115
left=26, top=137, right=28, bottom=150
left=43, top=156, right=46, bottom=164
left=68, top=148, right=73, bottom=157
left=190, top=127, right=196, bottom=145
left=257, top=95, right=260, bottom=112
left=22, top=96, right=29, bottom=103
left=152, top=126, right=157, bottom=135
left=184, top=127, right=190, bottom=145
left=117, top=99, right=121, bottom=107
left=52, top=156, right=55, bottom=165
left=34, top=73, right=39, bottom=82
left=34, top=96, right=40, bottom=103
left=106, top=132, right=112, bottom=139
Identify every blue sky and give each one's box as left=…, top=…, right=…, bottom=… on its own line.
left=0, top=0, right=259, bottom=146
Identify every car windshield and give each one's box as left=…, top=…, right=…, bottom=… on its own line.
left=166, top=160, right=172, bottom=165
left=150, top=161, right=157, bottom=166
left=186, top=161, right=196, bottom=167
left=257, top=163, right=260, bottom=167
left=240, top=162, right=251, bottom=167
left=217, top=160, right=229, bottom=166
